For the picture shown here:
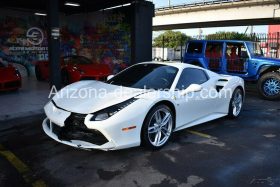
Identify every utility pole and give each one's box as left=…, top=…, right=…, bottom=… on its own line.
left=168, top=0, right=171, bottom=7
left=250, top=25, right=254, bottom=34
left=198, top=28, right=203, bottom=39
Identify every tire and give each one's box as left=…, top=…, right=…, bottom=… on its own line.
left=61, top=70, right=70, bottom=85
left=35, top=66, right=43, bottom=81
left=257, top=72, right=280, bottom=100
left=141, top=105, right=174, bottom=150
left=228, top=88, right=244, bottom=118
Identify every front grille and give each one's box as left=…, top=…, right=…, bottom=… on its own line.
left=4, top=81, right=20, bottom=88
left=52, top=113, right=108, bottom=146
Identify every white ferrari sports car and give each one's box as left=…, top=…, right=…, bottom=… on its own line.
left=43, top=62, right=244, bottom=151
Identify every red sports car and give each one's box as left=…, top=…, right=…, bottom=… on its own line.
left=35, top=56, right=112, bottom=84
left=0, top=62, right=21, bottom=91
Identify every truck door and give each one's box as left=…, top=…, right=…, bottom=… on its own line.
left=205, top=42, right=223, bottom=72
left=225, top=42, right=249, bottom=76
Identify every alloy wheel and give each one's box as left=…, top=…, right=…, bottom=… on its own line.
left=263, top=78, right=280, bottom=96
left=232, top=90, right=243, bottom=117
left=147, top=108, right=173, bottom=147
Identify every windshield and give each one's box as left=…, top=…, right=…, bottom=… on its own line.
left=107, top=64, right=178, bottom=90
left=64, top=56, right=92, bottom=64
left=0, top=61, right=8, bottom=68
left=246, top=42, right=263, bottom=57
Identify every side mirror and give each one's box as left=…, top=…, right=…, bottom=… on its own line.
left=180, top=84, right=202, bottom=96
left=107, top=75, right=114, bottom=81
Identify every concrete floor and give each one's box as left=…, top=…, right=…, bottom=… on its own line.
left=0, top=77, right=50, bottom=121
left=0, top=90, right=279, bottom=187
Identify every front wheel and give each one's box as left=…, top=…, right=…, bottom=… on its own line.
left=141, top=105, right=174, bottom=150
left=257, top=72, right=280, bottom=100
left=228, top=88, right=244, bottom=118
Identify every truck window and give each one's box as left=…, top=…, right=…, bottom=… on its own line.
left=205, top=42, right=223, bottom=71
left=246, top=42, right=263, bottom=57
left=187, top=42, right=203, bottom=54
left=225, top=43, right=248, bottom=73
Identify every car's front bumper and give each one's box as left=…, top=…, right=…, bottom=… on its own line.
left=0, top=79, right=21, bottom=91
left=42, top=118, right=116, bottom=151
left=42, top=100, right=147, bottom=151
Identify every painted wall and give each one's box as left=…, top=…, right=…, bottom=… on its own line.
left=268, top=25, right=280, bottom=33
left=0, top=8, right=131, bottom=76
left=61, top=10, right=131, bottom=74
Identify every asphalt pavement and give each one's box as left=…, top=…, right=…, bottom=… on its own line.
left=0, top=87, right=279, bottom=187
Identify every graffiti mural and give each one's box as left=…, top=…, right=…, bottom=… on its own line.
left=61, top=10, right=131, bottom=74
left=0, top=15, right=48, bottom=75
left=0, top=9, right=131, bottom=76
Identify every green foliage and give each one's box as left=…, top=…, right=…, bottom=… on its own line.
left=206, top=31, right=257, bottom=41
left=153, top=31, right=191, bottom=49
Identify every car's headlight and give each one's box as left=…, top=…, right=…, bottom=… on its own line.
left=73, top=66, right=85, bottom=74
left=15, top=69, right=20, bottom=77
left=90, top=98, right=138, bottom=121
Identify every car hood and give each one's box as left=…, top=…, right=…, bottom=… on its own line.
left=252, top=57, right=280, bottom=65
left=52, top=81, right=146, bottom=114
left=0, top=67, right=16, bottom=80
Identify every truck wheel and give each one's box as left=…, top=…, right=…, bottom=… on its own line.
left=258, top=72, right=280, bottom=100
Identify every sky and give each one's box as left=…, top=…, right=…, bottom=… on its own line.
left=151, top=0, right=268, bottom=37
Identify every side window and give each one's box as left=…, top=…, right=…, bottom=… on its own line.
left=206, top=42, right=223, bottom=71
left=225, top=42, right=248, bottom=73
left=176, top=68, right=209, bottom=90
left=205, top=42, right=223, bottom=58
left=225, top=43, right=248, bottom=59
left=187, top=42, right=203, bottom=54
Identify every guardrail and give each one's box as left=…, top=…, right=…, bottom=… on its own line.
left=155, top=0, right=251, bottom=11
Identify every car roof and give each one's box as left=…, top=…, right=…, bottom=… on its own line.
left=188, top=40, right=254, bottom=43
left=138, top=61, right=201, bottom=69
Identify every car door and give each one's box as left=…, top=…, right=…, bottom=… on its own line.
left=174, top=68, right=219, bottom=129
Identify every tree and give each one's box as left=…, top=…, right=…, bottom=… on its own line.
left=153, top=31, right=191, bottom=49
left=206, top=31, right=257, bottom=41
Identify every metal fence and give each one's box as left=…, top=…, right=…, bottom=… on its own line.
left=152, top=32, right=280, bottom=62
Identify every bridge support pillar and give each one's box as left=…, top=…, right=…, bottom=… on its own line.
left=47, top=0, right=61, bottom=90
left=130, top=1, right=154, bottom=64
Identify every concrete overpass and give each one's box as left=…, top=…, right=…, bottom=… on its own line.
left=153, top=0, right=280, bottom=31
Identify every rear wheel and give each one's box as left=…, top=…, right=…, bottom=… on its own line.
left=142, top=105, right=174, bottom=150
left=228, top=88, right=243, bottom=118
left=258, top=72, right=280, bottom=100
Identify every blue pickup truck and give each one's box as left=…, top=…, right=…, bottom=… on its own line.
left=183, top=40, right=280, bottom=100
